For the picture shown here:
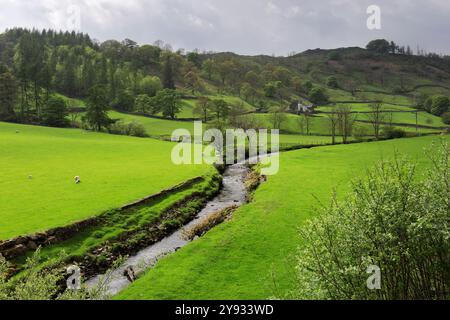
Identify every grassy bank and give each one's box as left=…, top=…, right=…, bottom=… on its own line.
left=117, top=135, right=448, bottom=300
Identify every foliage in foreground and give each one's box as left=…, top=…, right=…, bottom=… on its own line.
left=290, top=140, right=449, bottom=300
left=0, top=249, right=120, bottom=300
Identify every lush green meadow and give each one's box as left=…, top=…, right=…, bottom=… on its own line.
left=358, top=111, right=446, bottom=127
left=241, top=113, right=345, bottom=135
left=243, top=112, right=442, bottom=136
left=0, top=121, right=212, bottom=240
left=109, top=111, right=201, bottom=138
left=277, top=134, right=346, bottom=147
left=317, top=104, right=445, bottom=128
left=108, top=110, right=444, bottom=153
left=205, top=95, right=256, bottom=112
left=109, top=111, right=346, bottom=148
left=117, top=135, right=447, bottom=300
left=316, top=103, right=416, bottom=113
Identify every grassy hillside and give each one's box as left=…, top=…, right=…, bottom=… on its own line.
left=243, top=112, right=442, bottom=136
left=200, top=47, right=450, bottom=111
left=116, top=135, right=447, bottom=300
left=0, top=121, right=212, bottom=240
left=284, top=47, right=450, bottom=97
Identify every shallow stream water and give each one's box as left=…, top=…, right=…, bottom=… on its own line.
left=86, top=161, right=250, bottom=296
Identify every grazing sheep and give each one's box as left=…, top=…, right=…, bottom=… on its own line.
left=74, top=176, right=81, bottom=184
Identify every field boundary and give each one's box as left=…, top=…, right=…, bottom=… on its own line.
left=116, top=110, right=201, bottom=122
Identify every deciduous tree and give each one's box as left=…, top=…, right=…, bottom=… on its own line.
left=0, top=68, right=17, bottom=121
left=368, top=103, right=385, bottom=140
left=83, top=85, right=112, bottom=131
left=42, top=95, right=69, bottom=127
left=193, top=96, right=211, bottom=122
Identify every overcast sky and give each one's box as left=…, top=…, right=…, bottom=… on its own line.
left=0, top=0, right=449, bottom=56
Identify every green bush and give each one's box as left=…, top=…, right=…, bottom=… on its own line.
left=42, top=96, right=70, bottom=128
left=309, top=87, right=329, bottom=105
left=382, top=126, right=406, bottom=139
left=290, top=141, right=449, bottom=300
left=108, top=120, right=148, bottom=137
left=161, top=219, right=181, bottom=230
left=326, top=76, right=338, bottom=89
left=442, top=112, right=450, bottom=125
left=92, top=230, right=105, bottom=239
left=327, top=51, right=341, bottom=61
left=128, top=121, right=148, bottom=137
left=431, top=95, right=450, bottom=116
left=112, top=89, right=135, bottom=112
left=0, top=249, right=122, bottom=300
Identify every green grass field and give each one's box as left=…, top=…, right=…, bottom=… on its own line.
left=11, top=172, right=219, bottom=274
left=315, top=104, right=445, bottom=129
left=205, top=95, right=256, bottom=112
left=358, top=111, right=446, bottom=127
left=55, top=93, right=86, bottom=108
left=0, top=121, right=212, bottom=240
left=317, top=104, right=445, bottom=128
left=107, top=111, right=443, bottom=153
left=316, top=103, right=416, bottom=113
left=109, top=111, right=201, bottom=138
left=248, top=111, right=445, bottom=137
left=242, top=113, right=342, bottom=135
left=116, top=135, right=448, bottom=300
left=277, top=134, right=347, bottom=147
left=109, top=111, right=347, bottom=148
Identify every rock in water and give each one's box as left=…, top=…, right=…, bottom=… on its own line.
left=123, top=266, right=136, bottom=282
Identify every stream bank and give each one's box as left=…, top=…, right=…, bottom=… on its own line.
left=86, top=160, right=259, bottom=296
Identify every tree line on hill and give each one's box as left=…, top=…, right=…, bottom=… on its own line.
left=0, top=29, right=449, bottom=133
left=366, top=39, right=450, bottom=60
left=0, top=28, right=335, bottom=130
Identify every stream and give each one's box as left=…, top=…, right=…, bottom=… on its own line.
left=86, top=160, right=253, bottom=296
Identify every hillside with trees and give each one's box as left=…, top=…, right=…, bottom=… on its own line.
left=0, top=29, right=449, bottom=135
left=0, top=28, right=449, bottom=302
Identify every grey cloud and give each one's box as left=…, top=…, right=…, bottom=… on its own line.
left=0, top=0, right=449, bottom=55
